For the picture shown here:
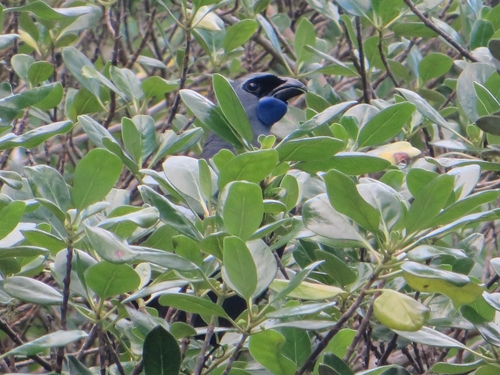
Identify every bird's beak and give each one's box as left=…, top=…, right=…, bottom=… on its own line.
left=270, top=78, right=307, bottom=102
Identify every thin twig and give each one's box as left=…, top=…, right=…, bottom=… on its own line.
left=355, top=17, right=370, bottom=103
left=0, top=318, right=53, bottom=371
left=55, top=243, right=74, bottom=373
left=402, top=0, right=477, bottom=62
left=296, top=272, right=379, bottom=375
left=221, top=334, right=248, bottom=375
left=378, top=29, right=398, bottom=87
left=161, top=30, right=192, bottom=132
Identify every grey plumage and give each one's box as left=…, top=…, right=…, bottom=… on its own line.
left=200, top=73, right=306, bottom=159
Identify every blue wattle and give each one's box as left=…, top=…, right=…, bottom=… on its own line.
left=257, top=97, right=288, bottom=127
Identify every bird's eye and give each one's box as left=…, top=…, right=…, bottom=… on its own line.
left=246, top=82, right=260, bottom=93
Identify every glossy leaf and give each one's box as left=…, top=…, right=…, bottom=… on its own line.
left=143, top=326, right=181, bottom=375
left=357, top=102, right=415, bottom=148
left=373, top=290, right=430, bottom=331
left=72, top=148, right=122, bottom=210
left=322, top=169, right=380, bottom=233
left=213, top=73, right=253, bottom=143
left=221, top=181, right=263, bottom=240
left=402, top=261, right=484, bottom=305
left=249, top=330, right=297, bottom=375
left=222, top=236, right=258, bottom=301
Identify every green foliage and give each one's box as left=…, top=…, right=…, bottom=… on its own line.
left=2, top=0, right=500, bottom=375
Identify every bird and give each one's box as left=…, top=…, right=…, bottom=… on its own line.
left=200, top=73, right=307, bottom=159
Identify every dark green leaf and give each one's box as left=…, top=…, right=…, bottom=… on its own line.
left=72, top=148, right=122, bottom=210
left=143, top=326, right=181, bottom=375
left=357, top=102, right=415, bottom=147
left=86, top=261, right=140, bottom=298
left=322, top=169, right=380, bottom=233
left=221, top=181, right=263, bottom=240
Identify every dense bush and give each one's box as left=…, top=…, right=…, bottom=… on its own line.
left=2, top=0, right=500, bottom=374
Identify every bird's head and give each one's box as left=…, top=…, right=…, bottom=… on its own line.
left=231, top=73, right=307, bottom=141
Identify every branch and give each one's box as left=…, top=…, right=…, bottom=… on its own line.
left=378, top=30, right=398, bottom=87
left=355, top=17, right=370, bottom=104
left=55, top=243, right=74, bottom=373
left=0, top=318, right=53, bottom=371
left=402, top=0, right=477, bottom=62
left=161, top=29, right=192, bottom=132
left=295, top=272, right=379, bottom=375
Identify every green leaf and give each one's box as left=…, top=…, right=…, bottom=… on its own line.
left=222, top=236, right=258, bottom=301
left=0, top=201, right=25, bottom=240
left=72, top=148, right=122, bottom=210
left=418, top=53, right=453, bottom=82
left=270, top=279, right=346, bottom=300
left=470, top=19, right=494, bottom=50
left=21, top=230, right=65, bottom=254
left=62, top=47, right=101, bottom=99
left=139, top=185, right=202, bottom=241
left=297, top=152, right=391, bottom=175
left=0, top=120, right=72, bottom=150
left=0, top=82, right=59, bottom=110
left=122, top=117, right=143, bottom=165
left=11, top=54, right=34, bottom=82
left=461, top=305, right=500, bottom=346
left=474, top=82, right=500, bottom=116
left=256, top=14, right=285, bottom=62
left=294, top=18, right=316, bottom=63
left=84, top=225, right=137, bottom=263
left=322, top=169, right=380, bottom=233
left=406, top=174, right=455, bottom=234
left=5, top=1, right=92, bottom=20
left=402, top=261, right=484, bottom=305
left=373, top=290, right=430, bottom=331
left=277, top=327, right=311, bottom=367
left=3, top=275, right=62, bottom=305
left=0, top=246, right=49, bottom=259
left=394, top=326, right=467, bottom=349
left=180, top=89, right=243, bottom=148
left=357, top=102, right=415, bottom=147
left=158, top=294, right=228, bottom=318
left=218, top=149, right=279, bottom=189
left=477, top=115, right=500, bottom=135
left=141, top=76, right=178, bottom=98
left=221, top=181, right=263, bottom=240
left=0, top=34, right=19, bottom=50
left=429, top=360, right=485, bottom=375
left=303, top=194, right=366, bottom=247
left=85, top=261, right=140, bottom=298
left=223, top=19, right=258, bottom=52
left=392, top=22, right=438, bottom=38
left=24, top=165, right=72, bottom=212
left=213, top=73, right=253, bottom=143
left=314, top=250, right=357, bottom=287
left=276, top=136, right=344, bottom=162
left=0, top=330, right=88, bottom=358
left=110, top=65, right=143, bottom=100
left=33, top=81, right=63, bottom=110
left=27, top=61, right=54, bottom=86
left=143, top=326, right=181, bottom=375
left=249, top=330, right=297, bottom=375
left=430, top=189, right=500, bottom=227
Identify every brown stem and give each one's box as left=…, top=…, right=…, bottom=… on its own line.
left=55, top=243, right=74, bottom=373
left=161, top=30, right=192, bottom=132
left=221, top=334, right=248, bottom=375
left=378, top=30, right=398, bottom=87
left=295, top=272, right=379, bottom=375
left=402, top=0, right=477, bottom=62
left=0, top=318, right=52, bottom=371
left=355, top=17, right=370, bottom=104
left=126, top=8, right=157, bottom=69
